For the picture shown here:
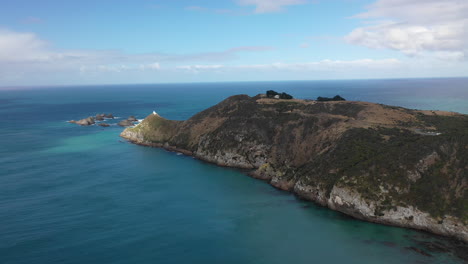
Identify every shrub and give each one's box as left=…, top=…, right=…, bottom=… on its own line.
left=266, top=90, right=279, bottom=98
left=280, top=92, right=293, bottom=99
left=266, top=90, right=293, bottom=99
left=316, top=95, right=346, bottom=101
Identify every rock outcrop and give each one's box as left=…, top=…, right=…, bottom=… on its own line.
left=95, top=113, right=114, bottom=120
left=118, top=120, right=134, bottom=127
left=70, top=113, right=114, bottom=126
left=69, top=116, right=95, bottom=126
left=121, top=94, right=468, bottom=242
left=95, top=114, right=105, bottom=121
left=127, top=116, right=138, bottom=122
left=117, top=116, right=140, bottom=127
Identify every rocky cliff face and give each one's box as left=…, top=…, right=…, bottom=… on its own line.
left=121, top=94, right=468, bottom=242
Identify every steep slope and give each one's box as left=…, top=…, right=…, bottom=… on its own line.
left=121, top=94, right=468, bottom=242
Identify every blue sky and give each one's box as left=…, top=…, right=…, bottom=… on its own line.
left=0, top=0, right=467, bottom=86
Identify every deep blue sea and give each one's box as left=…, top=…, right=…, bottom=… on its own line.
left=1, top=78, right=467, bottom=264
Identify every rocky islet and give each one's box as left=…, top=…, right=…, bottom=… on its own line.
left=68, top=113, right=139, bottom=127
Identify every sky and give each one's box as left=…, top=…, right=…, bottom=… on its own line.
left=0, top=0, right=467, bottom=86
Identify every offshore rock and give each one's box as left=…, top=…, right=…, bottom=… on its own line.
left=118, top=120, right=135, bottom=127
left=95, top=114, right=105, bottom=121
left=69, top=116, right=95, bottom=126
left=127, top=116, right=138, bottom=122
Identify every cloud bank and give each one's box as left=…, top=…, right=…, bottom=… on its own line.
left=168, top=59, right=402, bottom=75
left=346, top=0, right=468, bottom=60
left=0, top=28, right=276, bottom=83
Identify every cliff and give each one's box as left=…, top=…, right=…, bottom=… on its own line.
left=121, top=94, right=468, bottom=242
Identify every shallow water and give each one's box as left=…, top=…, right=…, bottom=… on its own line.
left=1, top=79, right=467, bottom=264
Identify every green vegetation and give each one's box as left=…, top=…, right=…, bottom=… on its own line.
left=266, top=90, right=293, bottom=99
left=328, top=127, right=467, bottom=221
left=417, top=114, right=468, bottom=135
left=316, top=95, right=346, bottom=101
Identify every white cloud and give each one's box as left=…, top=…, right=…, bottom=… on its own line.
left=346, top=0, right=468, bottom=59
left=97, top=65, right=128, bottom=73
left=177, top=59, right=401, bottom=72
left=140, top=62, right=161, bottom=70
left=237, top=0, right=306, bottom=13
left=0, top=29, right=272, bottom=65
left=0, top=29, right=49, bottom=62
left=0, top=28, right=273, bottom=83
left=177, top=65, right=224, bottom=71
left=234, top=59, right=401, bottom=70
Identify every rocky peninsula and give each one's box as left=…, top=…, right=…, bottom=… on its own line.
left=121, top=94, right=468, bottom=242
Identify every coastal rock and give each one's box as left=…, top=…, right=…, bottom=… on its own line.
left=98, top=123, right=110, bottom=127
left=127, top=116, right=137, bottom=122
left=95, top=114, right=105, bottom=121
left=104, top=113, right=114, bottom=119
left=69, top=116, right=95, bottom=126
left=95, top=113, right=114, bottom=120
left=118, top=120, right=135, bottom=127
left=120, top=94, right=468, bottom=242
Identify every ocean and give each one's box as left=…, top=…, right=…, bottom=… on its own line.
left=0, top=78, right=467, bottom=264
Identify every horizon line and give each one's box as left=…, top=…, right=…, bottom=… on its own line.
left=1, top=76, right=468, bottom=90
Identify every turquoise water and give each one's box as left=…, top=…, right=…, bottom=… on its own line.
left=0, top=78, right=467, bottom=264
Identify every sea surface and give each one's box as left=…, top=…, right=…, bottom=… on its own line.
left=0, top=78, right=467, bottom=264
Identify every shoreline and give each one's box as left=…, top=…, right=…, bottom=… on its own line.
left=120, top=132, right=468, bottom=244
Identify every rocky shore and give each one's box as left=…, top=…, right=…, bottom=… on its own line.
left=121, top=94, right=468, bottom=243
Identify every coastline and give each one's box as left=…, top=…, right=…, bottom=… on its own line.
left=120, top=94, right=468, bottom=244
left=120, top=130, right=468, bottom=243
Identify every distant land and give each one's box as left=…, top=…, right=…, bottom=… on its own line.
left=121, top=93, right=468, bottom=242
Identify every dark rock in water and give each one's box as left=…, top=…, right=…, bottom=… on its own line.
left=127, top=116, right=138, bottom=122
left=416, top=239, right=468, bottom=262
left=70, top=113, right=113, bottom=126
left=69, top=117, right=95, bottom=126
left=381, top=241, right=397, bottom=248
left=98, top=123, right=110, bottom=127
left=405, top=246, right=433, bottom=257
left=118, top=120, right=135, bottom=127
left=77, top=117, right=95, bottom=126
left=418, top=241, right=450, bottom=253
left=104, top=113, right=114, bottom=119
